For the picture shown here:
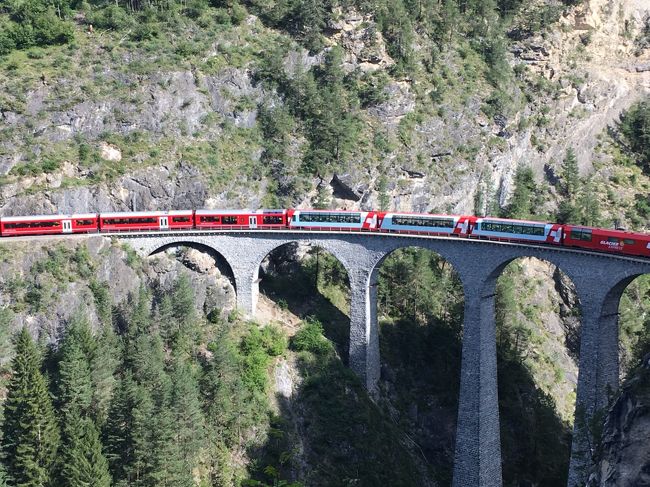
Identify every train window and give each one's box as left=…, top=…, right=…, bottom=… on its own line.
left=624, top=239, right=635, bottom=245
left=75, top=219, right=95, bottom=226
left=263, top=216, right=283, bottom=224
left=201, top=216, right=220, bottom=223
left=607, top=237, right=619, bottom=243
left=172, top=216, right=191, bottom=223
left=392, top=216, right=455, bottom=228
left=4, top=221, right=61, bottom=229
left=570, top=229, right=592, bottom=241
left=481, top=221, right=546, bottom=236
left=300, top=212, right=362, bottom=224
left=103, top=217, right=157, bottom=225
left=222, top=216, right=237, bottom=224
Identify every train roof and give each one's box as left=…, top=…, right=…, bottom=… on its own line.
left=1, top=213, right=98, bottom=222
left=100, top=210, right=193, bottom=218
left=291, top=208, right=366, bottom=214
left=385, top=212, right=459, bottom=219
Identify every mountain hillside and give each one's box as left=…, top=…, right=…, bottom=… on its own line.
left=0, top=0, right=650, bottom=485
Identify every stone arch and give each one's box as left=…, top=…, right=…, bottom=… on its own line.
left=489, top=255, right=583, bottom=486
left=256, top=240, right=353, bottom=355
left=148, top=241, right=237, bottom=291
left=369, top=244, right=465, bottom=478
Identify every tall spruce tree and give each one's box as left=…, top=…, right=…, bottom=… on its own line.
left=2, top=328, right=60, bottom=487
left=504, top=166, right=538, bottom=219
left=56, top=316, right=111, bottom=487
left=60, top=415, right=110, bottom=487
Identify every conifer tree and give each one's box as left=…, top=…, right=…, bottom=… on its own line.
left=167, top=360, right=205, bottom=485
left=2, top=328, right=60, bottom=487
left=560, top=147, right=579, bottom=197
left=56, top=316, right=112, bottom=487
left=60, top=416, right=111, bottom=487
left=90, top=326, right=120, bottom=427
left=504, top=166, right=538, bottom=219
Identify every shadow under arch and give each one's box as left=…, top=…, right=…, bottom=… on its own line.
left=148, top=241, right=237, bottom=292
left=607, top=273, right=649, bottom=378
left=257, top=240, right=352, bottom=360
left=490, top=255, right=582, bottom=487
left=369, top=245, right=465, bottom=485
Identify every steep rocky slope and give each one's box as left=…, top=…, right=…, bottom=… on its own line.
left=0, top=0, right=647, bottom=216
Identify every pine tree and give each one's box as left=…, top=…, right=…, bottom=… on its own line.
left=504, top=166, right=538, bottom=219
left=167, top=361, right=205, bottom=485
left=90, top=326, right=120, bottom=427
left=60, top=416, right=111, bottom=487
left=560, top=147, right=579, bottom=198
left=56, top=313, right=112, bottom=487
left=2, top=328, right=60, bottom=487
left=0, top=463, right=11, bottom=487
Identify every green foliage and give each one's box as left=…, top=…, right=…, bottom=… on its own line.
left=378, top=247, right=463, bottom=324
left=241, top=324, right=287, bottom=393
left=2, top=328, right=60, bottom=487
left=617, top=98, right=650, bottom=173
left=503, top=166, right=545, bottom=220
left=495, top=266, right=572, bottom=486
left=89, top=280, right=112, bottom=326
left=291, top=318, right=333, bottom=356
left=0, top=0, right=74, bottom=55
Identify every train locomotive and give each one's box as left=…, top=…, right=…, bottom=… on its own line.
left=1, top=208, right=649, bottom=258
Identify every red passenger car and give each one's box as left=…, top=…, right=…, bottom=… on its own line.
left=0, top=214, right=99, bottom=237
left=195, top=209, right=287, bottom=229
left=99, top=211, right=194, bottom=232
left=563, top=225, right=650, bottom=257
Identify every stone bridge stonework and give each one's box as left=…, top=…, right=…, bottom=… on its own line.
left=116, top=231, right=650, bottom=487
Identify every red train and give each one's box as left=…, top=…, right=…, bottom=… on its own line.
left=0, top=209, right=648, bottom=258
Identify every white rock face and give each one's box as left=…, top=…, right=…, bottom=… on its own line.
left=100, top=141, right=122, bottom=162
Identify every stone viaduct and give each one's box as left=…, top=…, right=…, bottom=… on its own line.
left=117, top=230, right=650, bottom=487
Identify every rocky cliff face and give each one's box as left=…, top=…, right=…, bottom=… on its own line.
left=587, top=354, right=650, bottom=487
left=0, top=236, right=234, bottom=347
left=0, top=1, right=647, bottom=217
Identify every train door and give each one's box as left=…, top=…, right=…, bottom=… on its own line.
left=249, top=216, right=257, bottom=229
left=62, top=220, right=72, bottom=233
left=159, top=216, right=169, bottom=230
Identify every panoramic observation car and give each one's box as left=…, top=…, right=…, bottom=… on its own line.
left=379, top=213, right=475, bottom=236
left=471, top=217, right=563, bottom=245
left=287, top=209, right=379, bottom=230
left=99, top=211, right=194, bottom=232
left=195, top=209, right=287, bottom=229
left=564, top=225, right=650, bottom=257
left=0, top=214, right=99, bottom=237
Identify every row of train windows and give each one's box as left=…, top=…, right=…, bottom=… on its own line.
left=199, top=216, right=238, bottom=224
left=4, top=221, right=61, bottom=229
left=569, top=230, right=592, bottom=241
left=103, top=217, right=158, bottom=225
left=481, top=222, right=546, bottom=236
left=263, top=216, right=284, bottom=224
left=392, top=216, right=455, bottom=228
left=172, top=216, right=191, bottom=223
left=298, top=213, right=361, bottom=223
